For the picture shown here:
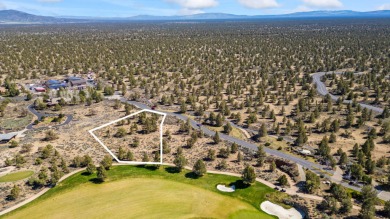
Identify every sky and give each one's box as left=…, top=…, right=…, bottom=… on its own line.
left=0, top=0, right=389, bottom=17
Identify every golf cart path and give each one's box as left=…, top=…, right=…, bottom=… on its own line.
left=0, top=168, right=86, bottom=216
left=0, top=163, right=323, bottom=217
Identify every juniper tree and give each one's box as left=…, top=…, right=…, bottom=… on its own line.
left=242, top=165, right=256, bottom=185
left=193, top=159, right=206, bottom=177
left=97, top=166, right=107, bottom=182
left=213, top=132, right=220, bottom=144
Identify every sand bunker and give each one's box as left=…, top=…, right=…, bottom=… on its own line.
left=216, top=184, right=235, bottom=192
left=260, top=201, right=303, bottom=219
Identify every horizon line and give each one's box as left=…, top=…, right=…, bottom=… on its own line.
left=1, top=9, right=390, bottom=19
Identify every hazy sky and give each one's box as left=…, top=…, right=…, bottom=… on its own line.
left=1, top=0, right=389, bottom=17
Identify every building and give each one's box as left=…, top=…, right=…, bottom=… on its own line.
left=0, top=133, right=17, bottom=144
left=65, top=77, right=87, bottom=88
left=44, top=80, right=67, bottom=90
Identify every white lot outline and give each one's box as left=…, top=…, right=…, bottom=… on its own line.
left=89, top=109, right=167, bottom=165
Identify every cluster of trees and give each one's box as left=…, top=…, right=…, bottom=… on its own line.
left=137, top=112, right=158, bottom=134
left=112, top=113, right=159, bottom=138
left=2, top=78, right=20, bottom=97
left=327, top=72, right=390, bottom=107
left=304, top=171, right=320, bottom=194
left=318, top=183, right=353, bottom=216
left=117, top=147, right=134, bottom=161
left=28, top=145, right=69, bottom=188
left=77, top=155, right=113, bottom=182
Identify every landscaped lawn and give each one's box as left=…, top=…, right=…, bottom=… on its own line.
left=0, top=171, right=34, bottom=183
left=3, top=165, right=277, bottom=219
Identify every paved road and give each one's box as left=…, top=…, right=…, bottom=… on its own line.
left=20, top=94, right=386, bottom=199
left=126, top=99, right=328, bottom=172
left=312, top=72, right=383, bottom=114
left=26, top=104, right=73, bottom=130
left=122, top=98, right=390, bottom=199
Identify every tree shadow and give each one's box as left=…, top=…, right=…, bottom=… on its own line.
left=81, top=171, right=92, bottom=176
left=229, top=180, right=250, bottom=190
left=144, top=165, right=161, bottom=171
left=343, top=216, right=359, bottom=219
left=89, top=178, right=104, bottom=184
left=185, top=172, right=200, bottom=179
left=165, top=166, right=180, bottom=174
left=135, top=164, right=158, bottom=171
left=374, top=183, right=389, bottom=191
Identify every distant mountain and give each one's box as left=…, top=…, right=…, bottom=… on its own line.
left=126, top=13, right=247, bottom=21
left=1, top=9, right=390, bottom=24
left=107, top=10, right=390, bottom=21
left=273, top=10, right=390, bottom=18
left=0, top=10, right=82, bottom=23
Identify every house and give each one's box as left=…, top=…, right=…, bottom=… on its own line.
left=65, top=77, right=87, bottom=88
left=0, top=133, right=17, bottom=144
left=70, top=79, right=87, bottom=87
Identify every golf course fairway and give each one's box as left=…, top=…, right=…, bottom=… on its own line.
left=2, top=166, right=277, bottom=219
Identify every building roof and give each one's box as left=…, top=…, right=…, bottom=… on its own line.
left=34, top=87, right=46, bottom=91
left=0, top=132, right=17, bottom=141
left=70, top=79, right=87, bottom=86
left=46, top=80, right=61, bottom=85
left=67, top=76, right=83, bottom=81
left=48, top=84, right=67, bottom=89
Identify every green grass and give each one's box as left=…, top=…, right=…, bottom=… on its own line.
left=265, top=136, right=289, bottom=150
left=0, top=171, right=34, bottom=183
left=0, top=114, right=33, bottom=130
left=207, top=125, right=247, bottom=140
left=40, top=117, right=54, bottom=124
left=3, top=166, right=278, bottom=219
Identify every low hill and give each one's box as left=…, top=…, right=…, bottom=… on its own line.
left=1, top=9, right=390, bottom=23
left=0, top=10, right=80, bottom=23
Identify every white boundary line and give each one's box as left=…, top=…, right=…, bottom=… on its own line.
left=89, top=109, right=167, bottom=165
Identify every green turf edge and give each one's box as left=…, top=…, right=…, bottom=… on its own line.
left=0, top=171, right=34, bottom=183
left=2, top=165, right=279, bottom=219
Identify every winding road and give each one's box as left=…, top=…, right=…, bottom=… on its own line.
left=122, top=97, right=389, bottom=201
left=1, top=86, right=387, bottom=216
left=122, top=99, right=375, bottom=194
left=13, top=93, right=389, bottom=201
left=312, top=72, right=384, bottom=114
left=26, top=104, right=73, bottom=130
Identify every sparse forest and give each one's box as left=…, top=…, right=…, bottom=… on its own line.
left=0, top=18, right=389, bottom=219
